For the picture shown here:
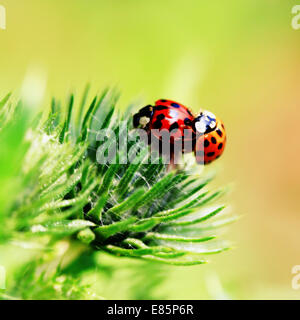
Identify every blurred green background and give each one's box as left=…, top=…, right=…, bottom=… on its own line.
left=1, top=0, right=300, bottom=299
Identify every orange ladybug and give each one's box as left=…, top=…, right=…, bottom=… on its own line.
left=193, top=111, right=226, bottom=165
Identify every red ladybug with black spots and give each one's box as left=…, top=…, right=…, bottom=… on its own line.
left=133, top=99, right=226, bottom=165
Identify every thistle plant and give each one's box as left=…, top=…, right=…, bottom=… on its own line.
left=0, top=87, right=235, bottom=300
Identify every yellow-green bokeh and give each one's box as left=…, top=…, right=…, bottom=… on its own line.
left=1, top=0, right=300, bottom=299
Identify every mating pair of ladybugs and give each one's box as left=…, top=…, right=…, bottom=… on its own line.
left=133, top=99, right=226, bottom=165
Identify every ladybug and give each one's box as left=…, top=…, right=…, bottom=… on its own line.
left=193, top=111, right=226, bottom=164
left=133, top=99, right=226, bottom=165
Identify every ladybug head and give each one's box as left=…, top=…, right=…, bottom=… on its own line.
left=133, top=105, right=154, bottom=128
left=193, top=110, right=217, bottom=134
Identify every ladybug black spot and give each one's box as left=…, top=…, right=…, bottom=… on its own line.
left=204, top=139, right=210, bottom=148
left=159, top=99, right=167, bottom=102
left=153, top=120, right=163, bottom=129
left=155, top=105, right=169, bottom=111
left=157, top=114, right=165, bottom=120
left=169, top=122, right=179, bottom=131
left=184, top=118, right=192, bottom=126
left=211, top=137, right=217, bottom=144
left=171, top=102, right=180, bottom=108
left=218, top=143, right=223, bottom=150
left=187, top=109, right=193, bottom=117
left=216, top=129, right=223, bottom=137
left=207, top=152, right=215, bottom=157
